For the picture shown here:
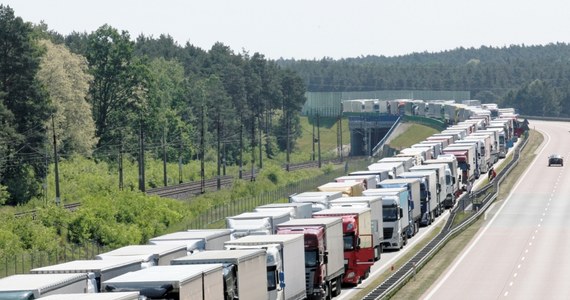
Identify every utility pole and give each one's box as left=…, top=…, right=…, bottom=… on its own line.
left=312, top=111, right=316, bottom=161
left=178, top=133, right=183, bottom=184
left=200, top=105, right=205, bottom=194
left=339, top=112, right=344, bottom=162
left=251, top=116, right=256, bottom=181
left=119, top=138, right=124, bottom=190
left=138, top=118, right=146, bottom=193
left=216, top=112, right=221, bottom=190
left=239, top=122, right=243, bottom=179
left=162, top=128, right=167, bottom=187
left=286, top=110, right=290, bottom=171
left=259, top=115, right=263, bottom=169
left=317, top=111, right=322, bottom=168
left=51, top=115, right=61, bottom=206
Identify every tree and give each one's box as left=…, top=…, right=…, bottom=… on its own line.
left=145, top=57, right=193, bottom=162
left=276, top=69, right=306, bottom=151
left=0, top=5, right=52, bottom=204
left=37, top=39, right=97, bottom=156
left=86, top=24, right=148, bottom=152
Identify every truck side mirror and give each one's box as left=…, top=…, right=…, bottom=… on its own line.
left=452, top=177, right=456, bottom=184
left=399, top=208, right=403, bottom=218
left=279, top=272, right=286, bottom=289
left=323, top=251, right=328, bottom=264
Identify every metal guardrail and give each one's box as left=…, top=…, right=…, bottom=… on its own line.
left=363, top=131, right=529, bottom=299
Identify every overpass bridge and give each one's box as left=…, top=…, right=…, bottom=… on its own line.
left=346, top=113, right=400, bottom=157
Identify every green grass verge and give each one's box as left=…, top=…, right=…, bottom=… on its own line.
left=388, top=123, right=439, bottom=150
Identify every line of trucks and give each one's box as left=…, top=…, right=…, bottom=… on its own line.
left=0, top=101, right=524, bottom=300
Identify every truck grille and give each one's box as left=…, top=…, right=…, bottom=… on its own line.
left=384, top=228, right=394, bottom=239
left=305, top=269, right=314, bottom=293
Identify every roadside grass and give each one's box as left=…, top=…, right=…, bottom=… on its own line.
left=381, top=130, right=543, bottom=299
left=388, top=123, right=439, bottom=150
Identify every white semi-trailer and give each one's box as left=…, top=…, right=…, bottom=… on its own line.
left=0, top=273, right=90, bottom=299
left=149, top=229, right=231, bottom=254
left=31, top=258, right=142, bottom=293
left=226, top=210, right=291, bottom=239
left=103, top=264, right=224, bottom=300
left=171, top=249, right=268, bottom=300
left=96, top=244, right=187, bottom=267
left=255, top=202, right=313, bottom=219
left=225, top=234, right=306, bottom=300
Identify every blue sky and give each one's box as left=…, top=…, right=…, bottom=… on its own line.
left=3, top=0, right=570, bottom=60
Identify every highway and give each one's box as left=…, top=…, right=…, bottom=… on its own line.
left=336, top=209, right=450, bottom=300
left=423, top=120, right=570, bottom=299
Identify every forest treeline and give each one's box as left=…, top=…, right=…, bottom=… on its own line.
left=277, top=44, right=570, bottom=117
left=0, top=5, right=306, bottom=205
left=2, top=3, right=568, bottom=207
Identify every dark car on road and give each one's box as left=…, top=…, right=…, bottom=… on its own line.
left=548, top=154, right=563, bottom=166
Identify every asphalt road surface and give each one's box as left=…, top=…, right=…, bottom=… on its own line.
left=423, top=120, right=570, bottom=300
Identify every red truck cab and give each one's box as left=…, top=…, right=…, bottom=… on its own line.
left=313, top=208, right=374, bottom=286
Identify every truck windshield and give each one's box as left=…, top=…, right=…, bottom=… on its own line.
left=458, top=161, right=468, bottom=171
left=343, top=233, right=356, bottom=250
left=419, top=183, right=427, bottom=200
left=383, top=205, right=399, bottom=222
left=305, top=250, right=319, bottom=267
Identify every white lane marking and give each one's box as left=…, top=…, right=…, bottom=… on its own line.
left=504, top=291, right=509, bottom=297
left=517, top=264, right=521, bottom=269
left=509, top=281, right=513, bottom=286
left=424, top=130, right=550, bottom=299
left=514, top=273, right=518, bottom=277
left=522, top=256, right=525, bottom=261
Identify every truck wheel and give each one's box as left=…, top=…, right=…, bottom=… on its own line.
left=363, top=269, right=370, bottom=280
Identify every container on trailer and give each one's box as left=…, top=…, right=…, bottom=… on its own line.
left=335, top=174, right=378, bottom=190
left=96, top=244, right=188, bottom=267
left=289, top=191, right=343, bottom=212
left=103, top=264, right=224, bottom=300
left=317, top=181, right=364, bottom=197
left=255, top=202, right=313, bottom=219
left=171, top=249, right=267, bottom=300
left=226, top=210, right=291, bottom=239
left=149, top=229, right=231, bottom=254
left=367, top=161, right=405, bottom=177
left=378, top=156, right=415, bottom=171
left=0, top=273, right=90, bottom=299
left=31, top=258, right=142, bottom=293
left=225, top=234, right=306, bottom=300
left=39, top=292, right=140, bottom=300
left=349, top=169, right=391, bottom=184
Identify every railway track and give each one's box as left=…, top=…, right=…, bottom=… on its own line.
left=146, top=158, right=343, bottom=199
left=15, top=158, right=348, bottom=216
left=14, top=202, right=82, bottom=219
